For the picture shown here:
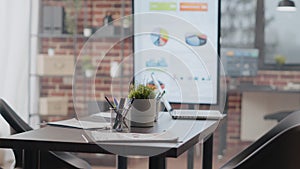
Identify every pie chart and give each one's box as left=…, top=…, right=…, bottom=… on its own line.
left=185, top=33, right=207, bottom=46
left=150, top=28, right=169, bottom=46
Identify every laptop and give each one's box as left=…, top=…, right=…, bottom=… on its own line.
left=161, top=95, right=224, bottom=120
left=151, top=73, right=224, bottom=120
left=167, top=106, right=224, bottom=120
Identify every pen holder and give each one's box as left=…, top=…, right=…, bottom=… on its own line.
left=155, top=101, right=165, bottom=122
left=110, top=108, right=130, bottom=132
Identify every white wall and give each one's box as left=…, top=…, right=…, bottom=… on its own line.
left=241, top=92, right=300, bottom=141
left=0, top=0, right=39, bottom=167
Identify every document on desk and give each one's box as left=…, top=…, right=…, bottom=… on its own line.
left=47, top=118, right=110, bottom=130
left=91, top=131, right=179, bottom=143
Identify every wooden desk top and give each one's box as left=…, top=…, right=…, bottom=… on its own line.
left=0, top=112, right=220, bottom=157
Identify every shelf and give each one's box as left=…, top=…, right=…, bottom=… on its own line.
left=31, top=33, right=124, bottom=39
left=229, top=85, right=300, bottom=93
left=28, top=0, right=128, bottom=125
left=30, top=73, right=74, bottom=78
left=30, top=73, right=132, bottom=79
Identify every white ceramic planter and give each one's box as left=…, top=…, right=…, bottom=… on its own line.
left=85, top=69, right=94, bottom=77
left=130, top=99, right=156, bottom=127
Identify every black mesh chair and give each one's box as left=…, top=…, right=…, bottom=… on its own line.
left=0, top=98, right=92, bottom=169
left=220, top=110, right=300, bottom=169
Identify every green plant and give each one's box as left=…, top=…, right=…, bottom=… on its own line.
left=63, top=0, right=81, bottom=34
left=81, top=56, right=94, bottom=70
left=128, top=84, right=155, bottom=99
left=274, top=54, right=286, bottom=65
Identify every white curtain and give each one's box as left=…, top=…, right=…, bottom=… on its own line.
left=0, top=0, right=38, bottom=167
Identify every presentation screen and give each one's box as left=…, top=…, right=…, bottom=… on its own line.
left=133, top=0, right=220, bottom=104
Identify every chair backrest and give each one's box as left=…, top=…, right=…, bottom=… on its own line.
left=0, top=99, right=32, bottom=133
left=0, top=99, right=33, bottom=168
left=221, top=110, right=300, bottom=169
left=0, top=98, right=92, bottom=169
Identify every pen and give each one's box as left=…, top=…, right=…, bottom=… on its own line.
left=155, top=91, right=161, bottom=98
left=105, top=96, right=120, bottom=119
left=122, top=98, right=134, bottom=129
left=113, top=97, right=119, bottom=109
left=105, top=96, right=115, bottom=109
left=119, top=98, right=125, bottom=109
left=157, top=90, right=165, bottom=100
left=81, top=134, right=89, bottom=143
left=123, top=98, right=134, bottom=117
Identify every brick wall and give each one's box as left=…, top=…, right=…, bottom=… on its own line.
left=225, top=70, right=300, bottom=146
left=39, top=0, right=132, bottom=120
left=39, top=0, right=300, bottom=147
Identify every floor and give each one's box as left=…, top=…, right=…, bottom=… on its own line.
left=0, top=140, right=248, bottom=169
left=88, top=124, right=251, bottom=169
left=90, top=143, right=249, bottom=169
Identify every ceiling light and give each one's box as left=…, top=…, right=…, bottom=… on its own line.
left=277, top=0, right=296, bottom=12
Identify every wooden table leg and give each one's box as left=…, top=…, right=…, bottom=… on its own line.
left=203, top=134, right=213, bottom=169
left=118, top=156, right=127, bottom=169
left=149, top=155, right=166, bottom=169
left=23, top=150, right=39, bottom=169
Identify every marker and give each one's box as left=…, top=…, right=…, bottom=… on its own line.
left=151, top=73, right=172, bottom=111
left=157, top=90, right=165, bottom=100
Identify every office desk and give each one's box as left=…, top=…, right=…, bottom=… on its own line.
left=0, top=112, right=220, bottom=169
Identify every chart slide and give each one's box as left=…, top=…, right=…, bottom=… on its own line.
left=133, top=0, right=219, bottom=104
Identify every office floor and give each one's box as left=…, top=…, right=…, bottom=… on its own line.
left=91, top=144, right=249, bottom=169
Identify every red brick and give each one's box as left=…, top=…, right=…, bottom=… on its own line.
left=262, top=74, right=279, bottom=79
left=95, top=4, right=112, bottom=8
left=281, top=74, right=295, bottom=79
left=59, top=85, right=72, bottom=90
left=41, top=85, right=56, bottom=90
left=254, top=80, right=271, bottom=86
left=40, top=77, right=49, bottom=83
left=273, top=81, right=287, bottom=86
left=51, top=77, right=63, bottom=83
left=50, top=91, right=65, bottom=97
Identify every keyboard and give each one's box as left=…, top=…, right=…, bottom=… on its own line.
left=170, top=110, right=224, bottom=120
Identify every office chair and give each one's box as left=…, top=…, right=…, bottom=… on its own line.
left=220, top=110, right=300, bottom=169
left=0, top=98, right=92, bottom=169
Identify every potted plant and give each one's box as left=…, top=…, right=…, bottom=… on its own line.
left=128, top=84, right=156, bottom=127
left=63, top=0, right=81, bottom=34
left=274, top=54, right=286, bottom=68
left=81, top=56, right=95, bottom=77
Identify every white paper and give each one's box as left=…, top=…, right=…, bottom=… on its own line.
left=91, top=131, right=179, bottom=143
left=47, top=118, right=110, bottom=130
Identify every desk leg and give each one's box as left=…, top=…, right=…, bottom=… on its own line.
left=117, top=156, right=127, bottom=169
left=203, top=134, right=213, bottom=169
left=187, top=146, right=194, bottom=169
left=218, top=117, right=227, bottom=159
left=149, top=156, right=166, bottom=169
left=23, top=150, right=39, bottom=169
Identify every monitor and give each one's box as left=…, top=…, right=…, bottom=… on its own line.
left=133, top=0, right=220, bottom=104
left=222, top=48, right=259, bottom=77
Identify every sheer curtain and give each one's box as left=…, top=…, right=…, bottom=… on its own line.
left=0, top=0, right=38, bottom=167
